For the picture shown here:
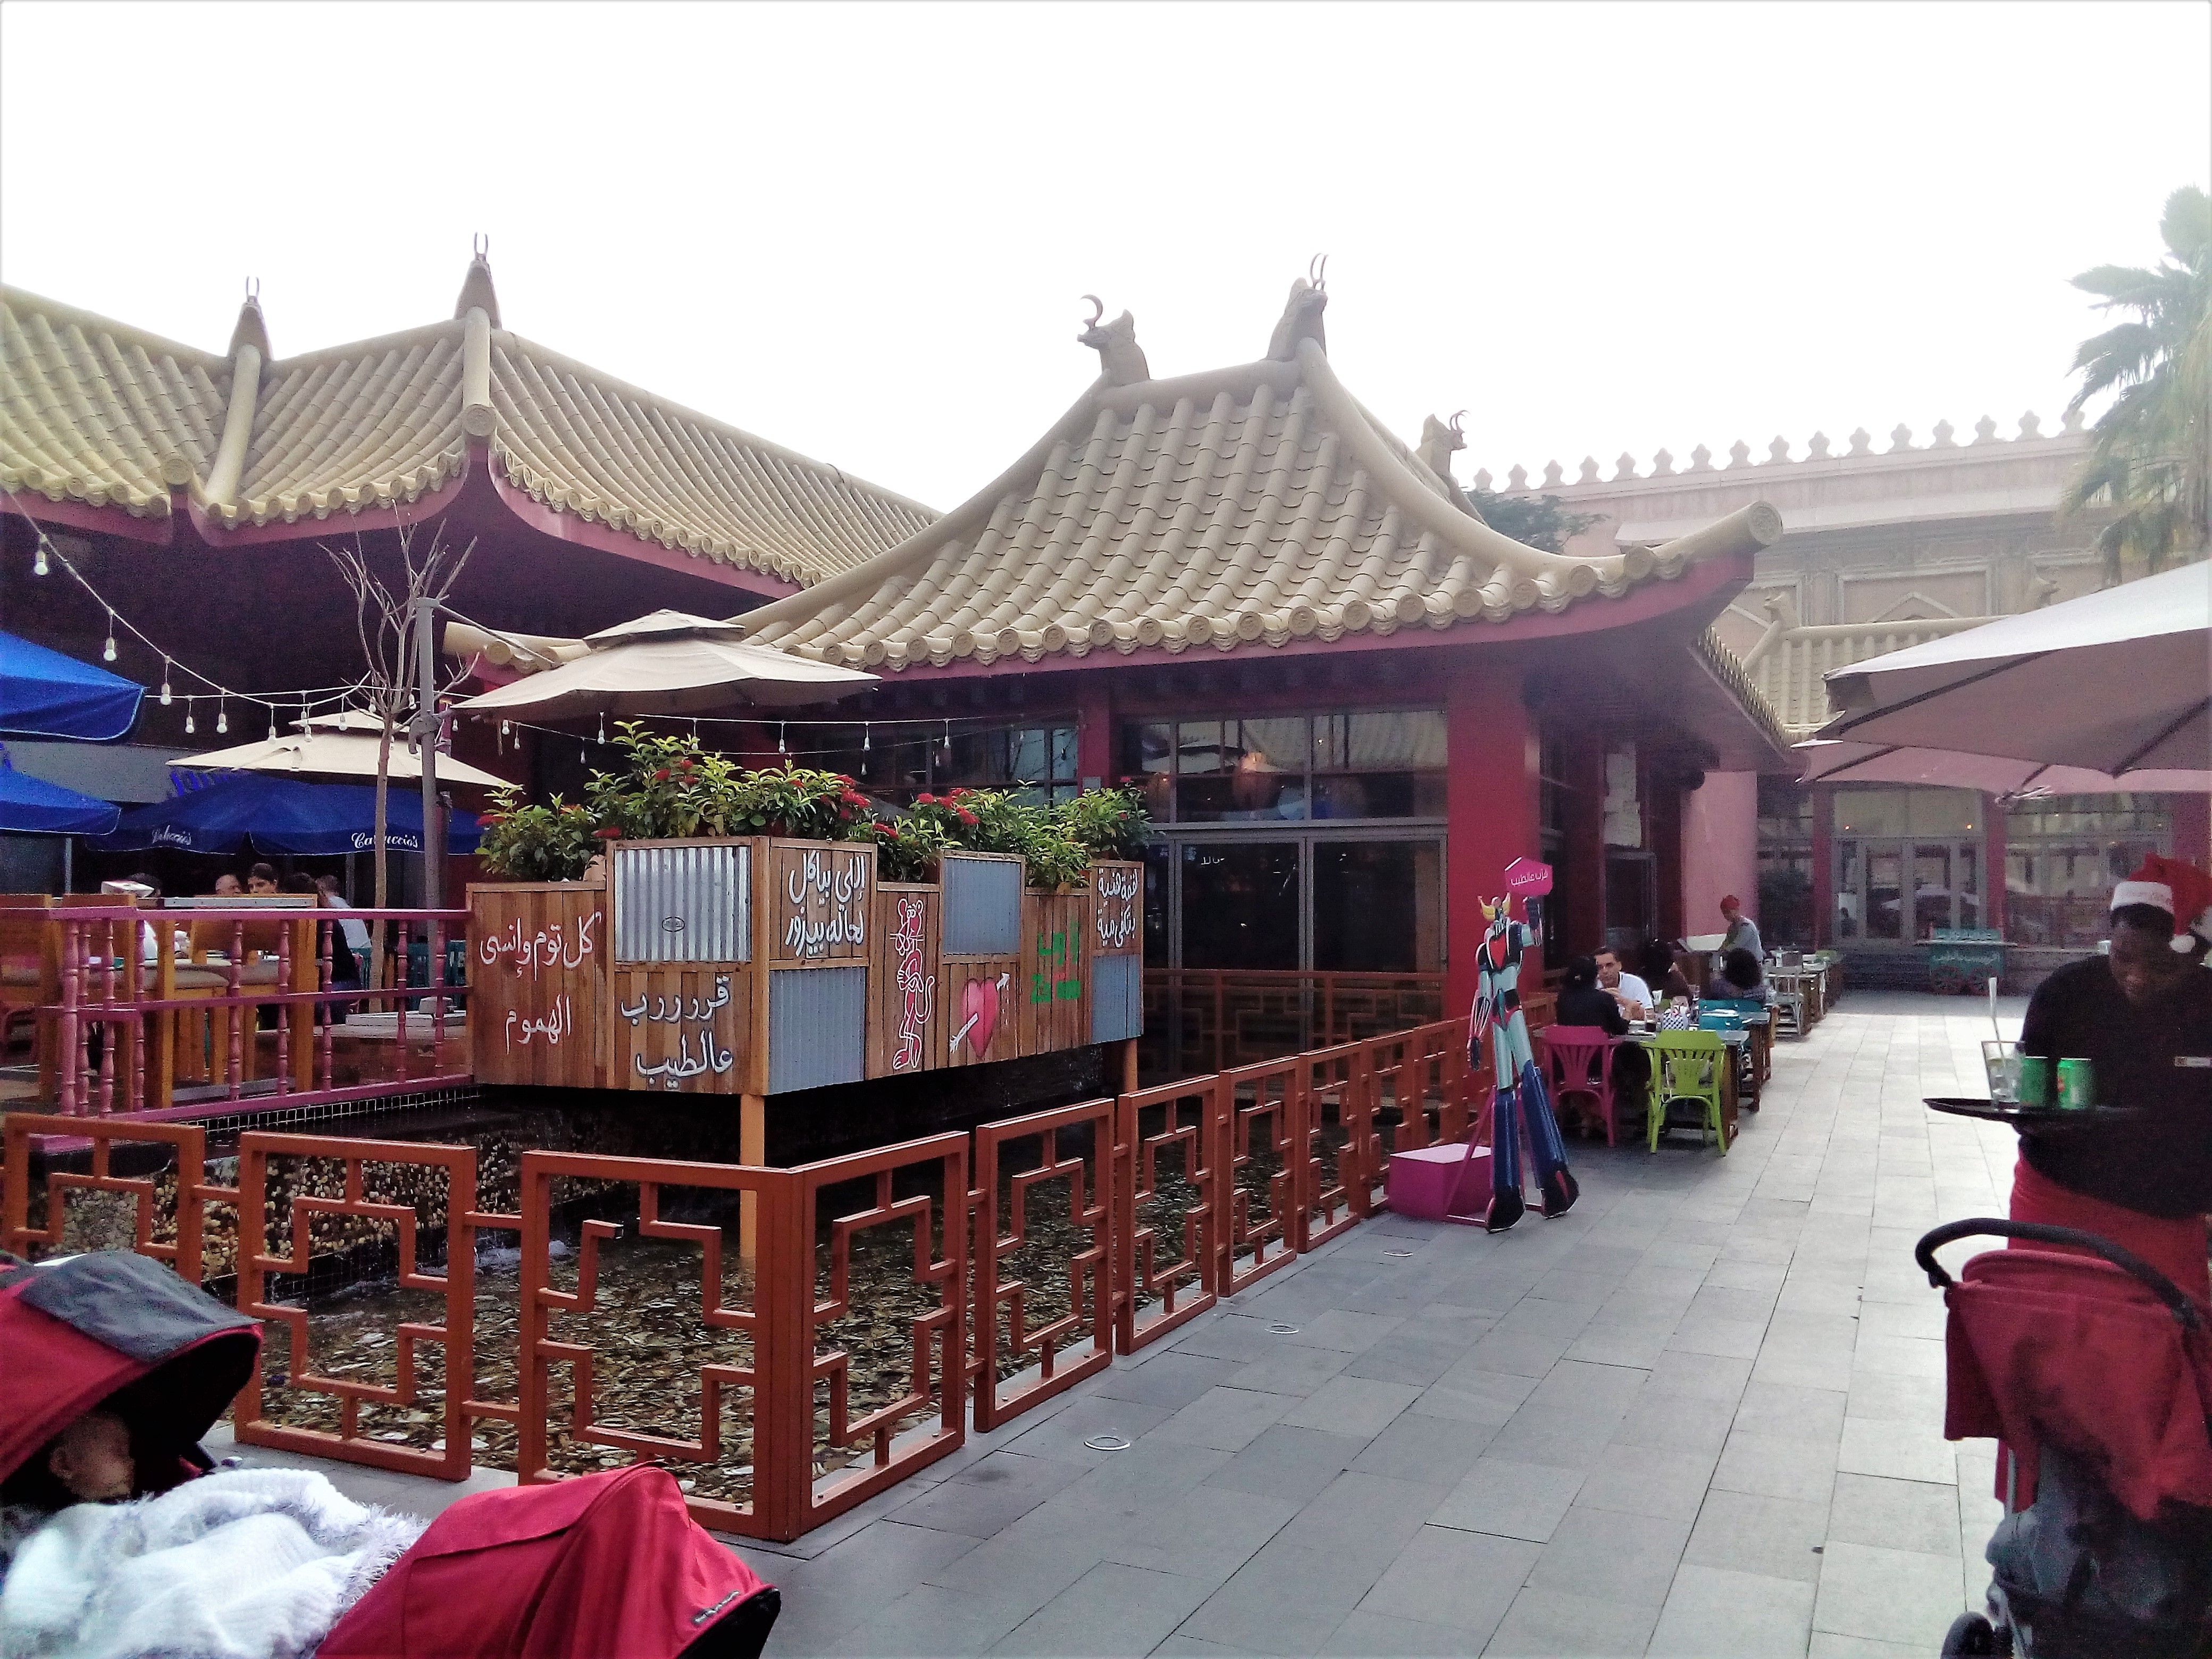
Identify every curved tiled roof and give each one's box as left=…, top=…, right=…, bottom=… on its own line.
left=739, top=339, right=1782, bottom=669
left=0, top=280, right=934, bottom=585
left=1, top=290, right=230, bottom=517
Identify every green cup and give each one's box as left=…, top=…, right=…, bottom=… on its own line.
left=2014, top=1055, right=2053, bottom=1108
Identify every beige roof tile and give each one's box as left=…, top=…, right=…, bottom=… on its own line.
left=740, top=342, right=1781, bottom=668
left=1, top=283, right=933, bottom=584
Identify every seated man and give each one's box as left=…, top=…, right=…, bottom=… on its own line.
left=1593, top=947, right=1652, bottom=1020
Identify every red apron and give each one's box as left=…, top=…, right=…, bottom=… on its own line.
left=2008, top=1154, right=2211, bottom=1305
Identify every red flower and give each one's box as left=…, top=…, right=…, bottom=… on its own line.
left=678, top=758, right=696, bottom=772
left=595, top=826, right=623, bottom=840
left=652, top=767, right=672, bottom=783
left=956, top=809, right=979, bottom=826
left=915, top=793, right=936, bottom=806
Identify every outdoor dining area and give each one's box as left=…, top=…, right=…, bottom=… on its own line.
left=1534, top=945, right=1839, bottom=1154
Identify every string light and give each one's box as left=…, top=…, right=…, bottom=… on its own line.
left=183, top=699, right=196, bottom=735
left=864, top=722, right=873, bottom=752
left=215, top=699, right=229, bottom=735
left=596, top=713, right=606, bottom=745
left=942, top=719, right=953, bottom=760
left=778, top=722, right=787, bottom=755
left=5, top=502, right=365, bottom=716
left=266, top=704, right=278, bottom=741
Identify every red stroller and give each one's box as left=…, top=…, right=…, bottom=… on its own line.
left=1916, top=1219, right=2212, bottom=1658
left=1, top=1250, right=778, bottom=1659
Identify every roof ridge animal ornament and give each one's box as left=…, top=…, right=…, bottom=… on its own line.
left=1265, top=254, right=1329, bottom=362
left=1417, top=412, right=1491, bottom=524
left=1078, top=295, right=1151, bottom=387
left=1470, top=892, right=1578, bottom=1230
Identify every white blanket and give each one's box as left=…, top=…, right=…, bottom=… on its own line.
left=0, top=1469, right=423, bottom=1659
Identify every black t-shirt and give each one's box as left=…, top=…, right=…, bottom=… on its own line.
left=1555, top=985, right=1629, bottom=1036
left=2016, top=956, right=2212, bottom=1218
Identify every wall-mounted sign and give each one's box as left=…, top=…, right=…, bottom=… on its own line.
left=773, top=844, right=870, bottom=961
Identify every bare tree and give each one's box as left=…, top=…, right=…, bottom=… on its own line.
left=325, top=521, right=476, bottom=957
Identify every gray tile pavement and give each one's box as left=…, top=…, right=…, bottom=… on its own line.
left=250, top=995, right=2032, bottom=1655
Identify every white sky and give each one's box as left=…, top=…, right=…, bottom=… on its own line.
left=4, top=1, right=2206, bottom=511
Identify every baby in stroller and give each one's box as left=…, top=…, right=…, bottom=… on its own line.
left=1, top=1250, right=778, bottom=1659
left=1918, top=1219, right=2212, bottom=1658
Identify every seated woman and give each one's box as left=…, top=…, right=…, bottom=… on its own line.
left=1637, top=939, right=1696, bottom=1003
left=1706, top=946, right=1773, bottom=1004
left=1552, top=954, right=1650, bottom=1120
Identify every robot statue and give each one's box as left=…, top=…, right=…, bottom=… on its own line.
left=1470, top=894, right=1578, bottom=1231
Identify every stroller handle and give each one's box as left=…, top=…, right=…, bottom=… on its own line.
left=1913, top=1218, right=2204, bottom=1331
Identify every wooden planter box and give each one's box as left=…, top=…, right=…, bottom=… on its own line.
left=469, top=847, right=1146, bottom=1098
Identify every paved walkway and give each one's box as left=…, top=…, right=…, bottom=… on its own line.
left=237, top=995, right=2026, bottom=1656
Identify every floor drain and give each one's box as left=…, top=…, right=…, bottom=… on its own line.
left=1268, top=1322, right=1302, bottom=1335
left=1383, top=1250, right=1414, bottom=1259
left=1083, top=1434, right=1132, bottom=1452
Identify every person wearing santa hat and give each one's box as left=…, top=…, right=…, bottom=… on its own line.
left=2009, top=854, right=2212, bottom=1302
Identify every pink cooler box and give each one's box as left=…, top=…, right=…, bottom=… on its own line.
left=1386, top=1142, right=1490, bottom=1224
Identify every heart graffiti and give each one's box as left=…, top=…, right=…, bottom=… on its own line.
left=951, top=973, right=1008, bottom=1058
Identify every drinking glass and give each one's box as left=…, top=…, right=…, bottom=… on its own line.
left=1982, top=1040, right=2020, bottom=1104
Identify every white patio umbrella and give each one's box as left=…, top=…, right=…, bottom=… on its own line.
left=448, top=610, right=875, bottom=721
left=173, top=711, right=515, bottom=789
left=1794, top=740, right=2208, bottom=796
left=1807, top=562, right=2211, bottom=786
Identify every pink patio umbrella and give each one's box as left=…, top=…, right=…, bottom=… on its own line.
left=1804, top=562, right=2210, bottom=792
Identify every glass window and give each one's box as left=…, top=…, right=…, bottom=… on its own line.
left=1178, top=842, right=1300, bottom=969
left=1178, top=718, right=1310, bottom=823
left=1757, top=777, right=1812, bottom=840
left=1833, top=787, right=1979, bottom=837
left=943, top=724, right=1078, bottom=804
left=1312, top=711, right=1447, bottom=819
left=1835, top=839, right=1864, bottom=940
left=1912, top=844, right=1953, bottom=939
left=2004, top=792, right=2174, bottom=949
left=1865, top=846, right=1905, bottom=940
left=1313, top=841, right=1442, bottom=971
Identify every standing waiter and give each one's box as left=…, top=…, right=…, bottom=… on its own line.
left=2011, top=854, right=2212, bottom=1303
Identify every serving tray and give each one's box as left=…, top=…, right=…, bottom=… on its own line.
left=1924, top=1096, right=2143, bottom=1127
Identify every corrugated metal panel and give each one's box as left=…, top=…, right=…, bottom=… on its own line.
left=613, top=843, right=749, bottom=963
left=942, top=856, right=1021, bottom=956
left=1092, top=953, right=1143, bottom=1043
left=767, top=966, right=867, bottom=1093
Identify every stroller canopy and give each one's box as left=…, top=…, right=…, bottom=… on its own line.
left=0, top=1251, right=259, bottom=1496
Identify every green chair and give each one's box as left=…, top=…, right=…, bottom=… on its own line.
left=1644, top=1030, right=1728, bottom=1153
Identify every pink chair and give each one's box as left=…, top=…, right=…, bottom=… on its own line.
left=1539, top=1025, right=1622, bottom=1146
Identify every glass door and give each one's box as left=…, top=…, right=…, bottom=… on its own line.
left=1178, top=841, right=1301, bottom=969
left=1312, top=841, right=1442, bottom=971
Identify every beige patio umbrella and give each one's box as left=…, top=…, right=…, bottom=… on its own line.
left=1806, top=562, right=2211, bottom=787
left=172, top=711, right=515, bottom=789
left=447, top=610, right=876, bottom=721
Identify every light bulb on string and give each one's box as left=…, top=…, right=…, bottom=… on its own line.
left=266, top=705, right=278, bottom=741
left=864, top=722, right=873, bottom=752
left=596, top=714, right=606, bottom=745
left=215, top=700, right=228, bottom=735
left=159, top=661, right=173, bottom=706
left=102, top=611, right=117, bottom=662
left=183, top=700, right=196, bottom=736
left=942, top=719, right=953, bottom=761
left=33, top=542, right=48, bottom=577
left=778, top=722, right=787, bottom=755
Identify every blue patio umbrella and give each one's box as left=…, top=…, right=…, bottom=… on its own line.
left=89, top=775, right=482, bottom=857
left=0, top=748, right=121, bottom=835
left=0, top=630, right=144, bottom=741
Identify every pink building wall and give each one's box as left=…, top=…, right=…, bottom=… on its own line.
left=1680, top=771, right=1759, bottom=937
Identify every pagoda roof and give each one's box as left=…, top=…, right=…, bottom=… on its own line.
left=736, top=313, right=1781, bottom=671
left=0, top=269, right=933, bottom=587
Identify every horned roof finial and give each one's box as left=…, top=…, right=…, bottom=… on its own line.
left=454, top=236, right=501, bottom=326
left=1078, top=295, right=1150, bottom=387
left=1267, top=256, right=1330, bottom=361
left=228, top=278, right=270, bottom=359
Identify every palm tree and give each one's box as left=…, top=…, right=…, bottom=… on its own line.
left=2061, top=186, right=2210, bottom=581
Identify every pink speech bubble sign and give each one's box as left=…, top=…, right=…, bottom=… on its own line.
left=1504, top=857, right=1554, bottom=898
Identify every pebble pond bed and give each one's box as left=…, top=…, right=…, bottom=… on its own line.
left=37, top=1100, right=1345, bottom=1508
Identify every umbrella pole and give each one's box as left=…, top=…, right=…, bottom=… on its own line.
left=413, top=594, right=442, bottom=912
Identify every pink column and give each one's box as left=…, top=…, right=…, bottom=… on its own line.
left=1445, top=666, right=1538, bottom=1020
left=1679, top=772, right=1759, bottom=939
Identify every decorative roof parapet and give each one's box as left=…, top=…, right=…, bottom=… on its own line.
left=1484, top=408, right=2090, bottom=497
left=1694, top=626, right=1792, bottom=756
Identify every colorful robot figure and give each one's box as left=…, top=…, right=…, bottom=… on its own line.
left=1470, top=894, right=1578, bottom=1231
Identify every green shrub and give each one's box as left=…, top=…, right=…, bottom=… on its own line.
left=864, top=814, right=953, bottom=882
left=477, top=789, right=600, bottom=882
left=1056, top=786, right=1151, bottom=861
